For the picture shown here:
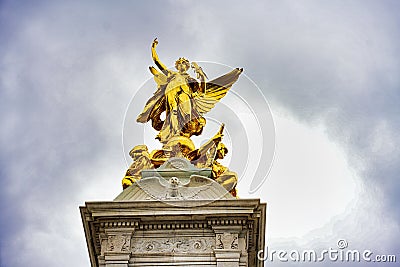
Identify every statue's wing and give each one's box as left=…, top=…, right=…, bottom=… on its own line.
left=178, top=175, right=213, bottom=199
left=136, top=66, right=167, bottom=124
left=136, top=177, right=169, bottom=199
left=192, top=68, right=242, bottom=114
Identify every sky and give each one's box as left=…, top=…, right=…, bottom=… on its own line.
left=0, top=0, right=399, bottom=266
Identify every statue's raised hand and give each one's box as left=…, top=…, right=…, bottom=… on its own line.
left=152, top=38, right=158, bottom=48
left=191, top=62, right=208, bottom=80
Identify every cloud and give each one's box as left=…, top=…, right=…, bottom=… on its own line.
left=1, top=0, right=399, bottom=266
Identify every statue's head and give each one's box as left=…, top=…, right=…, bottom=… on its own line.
left=175, top=57, right=190, bottom=73
left=216, top=143, right=228, bottom=159
left=129, top=145, right=149, bottom=160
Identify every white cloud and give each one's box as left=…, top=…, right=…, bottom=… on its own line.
left=239, top=111, right=359, bottom=239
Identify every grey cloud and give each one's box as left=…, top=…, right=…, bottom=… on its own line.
left=1, top=0, right=399, bottom=266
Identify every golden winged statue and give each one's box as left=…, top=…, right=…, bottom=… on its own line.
left=137, top=38, right=243, bottom=143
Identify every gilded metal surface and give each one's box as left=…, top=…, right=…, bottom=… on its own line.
left=122, top=145, right=154, bottom=189
left=137, top=38, right=242, bottom=143
left=123, top=39, right=242, bottom=197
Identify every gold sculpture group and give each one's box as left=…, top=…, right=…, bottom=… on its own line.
left=122, top=39, right=243, bottom=197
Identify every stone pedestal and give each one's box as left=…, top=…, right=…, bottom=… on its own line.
left=81, top=170, right=266, bottom=267
left=81, top=199, right=265, bottom=267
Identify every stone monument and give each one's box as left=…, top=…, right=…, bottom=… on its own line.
left=80, top=39, right=266, bottom=266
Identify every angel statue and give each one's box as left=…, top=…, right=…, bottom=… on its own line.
left=137, top=38, right=243, bottom=143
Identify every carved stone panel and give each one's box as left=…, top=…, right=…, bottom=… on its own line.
left=100, top=228, right=135, bottom=255
left=106, top=234, right=131, bottom=252
left=131, top=236, right=215, bottom=254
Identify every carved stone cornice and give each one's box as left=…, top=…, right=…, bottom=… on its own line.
left=100, top=221, right=139, bottom=228
left=207, top=218, right=248, bottom=226
left=138, top=222, right=209, bottom=230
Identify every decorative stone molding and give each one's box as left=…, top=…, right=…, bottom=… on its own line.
left=100, top=221, right=138, bottom=228
left=138, top=222, right=209, bottom=230
left=208, top=219, right=248, bottom=226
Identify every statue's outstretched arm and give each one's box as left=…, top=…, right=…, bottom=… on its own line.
left=151, top=38, right=169, bottom=74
